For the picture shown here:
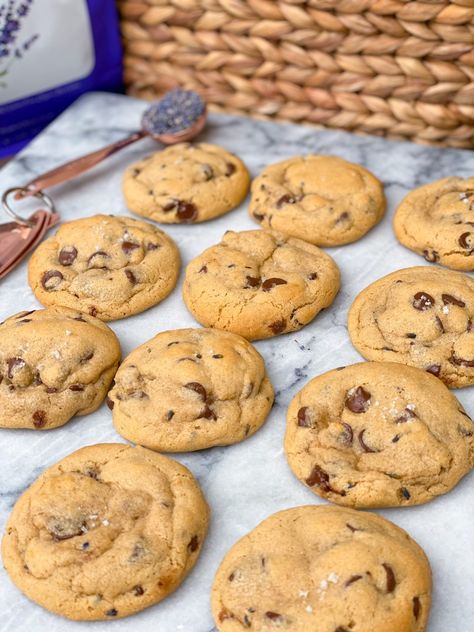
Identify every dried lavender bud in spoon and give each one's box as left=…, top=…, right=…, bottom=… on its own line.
left=142, top=89, right=206, bottom=137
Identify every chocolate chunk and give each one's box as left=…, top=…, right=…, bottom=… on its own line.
left=122, top=241, right=140, bottom=254
left=358, top=429, right=378, bottom=453
left=265, top=612, right=283, bottom=621
left=395, top=407, right=417, bottom=423
left=188, top=535, right=199, bottom=552
left=262, top=277, right=287, bottom=291
left=80, top=352, right=94, bottom=364
left=253, top=212, right=265, bottom=221
left=345, top=386, right=371, bottom=413
left=382, top=563, right=396, bottom=593
left=106, top=396, right=114, bottom=410
left=212, top=354, right=223, bottom=359
left=32, top=410, right=46, bottom=428
left=305, top=464, right=331, bottom=492
left=459, top=231, right=472, bottom=249
left=413, top=596, right=421, bottom=620
left=426, top=364, right=441, bottom=377
left=450, top=353, right=474, bottom=367
left=423, top=249, right=439, bottom=263
left=225, top=162, right=236, bottom=176
left=134, top=585, right=144, bottom=596
left=245, top=275, right=261, bottom=288
left=269, top=319, right=286, bottom=335
left=308, top=272, right=318, bottom=280
left=124, top=269, right=137, bottom=285
left=184, top=382, right=207, bottom=401
left=341, top=422, right=353, bottom=445
left=345, top=574, right=362, bottom=587
left=200, top=405, right=217, bottom=420
left=176, top=201, right=198, bottom=223
left=7, top=357, right=25, bottom=379
left=392, top=434, right=400, bottom=443
left=41, top=270, right=63, bottom=290
left=147, top=242, right=159, bottom=251
left=297, top=406, right=311, bottom=427
left=89, top=306, right=98, bottom=317
left=50, top=519, right=86, bottom=541
left=58, top=246, right=77, bottom=266
left=413, top=291, right=434, bottom=311
left=69, top=384, right=84, bottom=392
left=406, top=333, right=417, bottom=339
left=442, top=293, right=465, bottom=307
left=401, top=487, right=411, bottom=500
left=199, top=265, right=208, bottom=273
left=105, top=609, right=118, bottom=617
left=276, top=194, right=297, bottom=208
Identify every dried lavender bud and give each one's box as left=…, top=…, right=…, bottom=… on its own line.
left=141, top=89, right=205, bottom=136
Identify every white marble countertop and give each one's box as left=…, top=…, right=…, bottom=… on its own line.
left=0, top=92, right=473, bottom=632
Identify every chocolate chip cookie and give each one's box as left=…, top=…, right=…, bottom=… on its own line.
left=348, top=266, right=474, bottom=388
left=212, top=505, right=431, bottom=632
left=2, top=443, right=209, bottom=620
left=183, top=230, right=340, bottom=341
left=393, top=177, right=474, bottom=270
left=0, top=307, right=120, bottom=429
left=108, top=328, right=274, bottom=452
left=285, top=362, right=474, bottom=508
left=249, top=155, right=386, bottom=246
left=28, top=215, right=180, bottom=321
left=123, top=142, right=249, bottom=223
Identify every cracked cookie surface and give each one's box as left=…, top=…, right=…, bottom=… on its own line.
left=212, top=505, right=431, bottom=632
left=0, top=307, right=120, bottom=429
left=183, top=230, right=340, bottom=341
left=2, top=443, right=209, bottom=620
left=348, top=266, right=474, bottom=388
left=249, top=155, right=386, bottom=246
left=123, top=142, right=250, bottom=223
left=393, top=177, right=474, bottom=270
left=28, top=214, right=180, bottom=321
left=108, top=328, right=274, bottom=452
left=285, top=362, right=473, bottom=508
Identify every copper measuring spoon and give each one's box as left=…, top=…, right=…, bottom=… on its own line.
left=15, top=88, right=207, bottom=201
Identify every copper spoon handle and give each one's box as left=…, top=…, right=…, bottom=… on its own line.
left=17, top=130, right=147, bottom=199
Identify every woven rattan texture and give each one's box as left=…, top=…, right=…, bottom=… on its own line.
left=118, top=0, right=474, bottom=148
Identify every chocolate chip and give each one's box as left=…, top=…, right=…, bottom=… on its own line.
left=392, top=434, right=400, bottom=443
left=105, top=396, right=114, bottom=410
left=269, top=319, right=286, bottom=335
left=253, top=212, right=265, bottom=221
left=80, top=352, right=94, bottom=364
left=105, top=609, right=118, bottom=617
left=345, top=386, right=371, bottom=413
left=413, top=292, right=434, bottom=311
left=80, top=542, right=90, bottom=550
left=7, top=357, right=25, bottom=379
left=305, top=464, right=331, bottom=492
left=225, top=162, right=236, bottom=176
left=201, top=163, right=214, bottom=180
left=176, top=201, right=198, bottom=223
left=245, top=275, right=261, bottom=288
left=184, top=382, right=207, bottom=401
left=395, top=407, right=417, bottom=423
left=442, top=294, right=465, bottom=307
left=423, top=249, right=439, bottom=263
left=308, top=272, right=318, bottom=280
left=459, top=231, right=472, bottom=249
left=200, top=405, right=217, bottom=420
left=336, top=212, right=350, bottom=223
left=382, top=563, right=396, bottom=593
left=265, top=612, right=283, bottom=621
left=262, top=277, right=287, bottom=291
left=243, top=614, right=251, bottom=628
left=147, top=243, right=159, bottom=251
left=450, top=353, right=474, bottom=367
left=122, top=241, right=140, bottom=254
left=58, top=246, right=77, bottom=266
left=199, top=265, right=208, bottom=273
left=426, top=364, right=441, bottom=377
left=69, top=384, right=84, bottom=392
left=41, top=270, right=63, bottom=290
left=297, top=406, right=311, bottom=427
left=124, top=269, right=137, bottom=285
left=32, top=410, right=46, bottom=428
left=413, top=596, right=421, bottom=620
left=406, top=333, right=417, bottom=339
left=89, top=306, right=98, bottom=317
left=345, top=574, right=362, bottom=587
left=133, top=585, right=144, bottom=596
left=188, top=535, right=199, bottom=552
left=358, top=429, right=378, bottom=453
left=401, top=487, right=411, bottom=500
left=276, top=194, right=297, bottom=208
left=341, top=422, right=353, bottom=445
left=434, top=316, right=445, bottom=333
left=212, top=354, right=223, bottom=359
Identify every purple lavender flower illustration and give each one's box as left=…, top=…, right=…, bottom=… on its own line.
left=0, top=0, right=38, bottom=86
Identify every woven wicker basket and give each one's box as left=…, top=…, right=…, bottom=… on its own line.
left=118, top=0, right=474, bottom=149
